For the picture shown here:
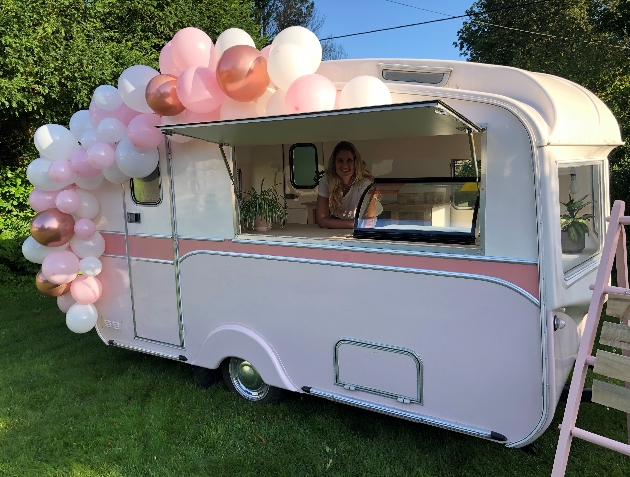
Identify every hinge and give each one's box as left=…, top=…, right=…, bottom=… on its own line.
left=397, top=396, right=411, bottom=404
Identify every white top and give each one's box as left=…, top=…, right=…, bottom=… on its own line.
left=318, top=175, right=373, bottom=219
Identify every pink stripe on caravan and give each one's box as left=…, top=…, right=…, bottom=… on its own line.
left=102, top=233, right=173, bottom=261
left=103, top=233, right=126, bottom=256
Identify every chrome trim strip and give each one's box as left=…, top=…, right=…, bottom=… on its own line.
left=334, top=338, right=423, bottom=404
left=108, top=340, right=185, bottom=360
left=127, top=232, right=173, bottom=239
left=100, top=230, right=125, bottom=236
left=306, top=387, right=504, bottom=442
left=177, top=235, right=226, bottom=242
left=134, top=336, right=185, bottom=350
left=178, top=249, right=540, bottom=305
left=101, top=253, right=127, bottom=260
left=121, top=183, right=140, bottom=339
left=129, top=257, right=174, bottom=265
left=95, top=322, right=107, bottom=344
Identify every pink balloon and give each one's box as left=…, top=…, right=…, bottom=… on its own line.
left=171, top=27, right=214, bottom=71
left=86, top=142, right=115, bottom=170
left=42, top=250, right=80, bottom=284
left=48, top=159, right=74, bottom=183
left=90, top=100, right=141, bottom=127
left=29, top=188, right=59, bottom=212
left=70, top=275, right=102, bottom=305
left=55, top=189, right=81, bottom=214
left=261, top=45, right=272, bottom=60
left=159, top=41, right=183, bottom=76
left=74, top=218, right=96, bottom=239
left=184, top=108, right=220, bottom=123
left=285, top=74, right=337, bottom=114
left=70, top=149, right=101, bottom=178
left=127, top=114, right=163, bottom=150
left=176, top=66, right=225, bottom=113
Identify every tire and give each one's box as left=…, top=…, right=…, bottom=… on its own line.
left=221, top=357, right=285, bottom=404
left=191, top=365, right=221, bottom=389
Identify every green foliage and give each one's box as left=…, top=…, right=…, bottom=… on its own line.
left=239, top=179, right=286, bottom=230
left=560, top=194, right=595, bottom=243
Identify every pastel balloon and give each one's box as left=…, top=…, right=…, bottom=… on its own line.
left=159, top=41, right=183, bottom=76
left=97, top=118, right=127, bottom=143
left=216, top=45, right=269, bottom=102
left=80, top=129, right=100, bottom=150
left=338, top=76, right=392, bottom=109
left=79, top=256, right=102, bottom=277
left=265, top=89, right=287, bottom=116
left=184, top=107, right=220, bottom=123
left=74, top=218, right=96, bottom=239
left=74, top=173, right=104, bottom=191
left=93, top=85, right=123, bottom=111
left=261, top=45, right=272, bottom=60
left=271, top=26, right=323, bottom=72
left=70, top=275, right=103, bottom=305
left=29, top=188, right=59, bottom=212
left=87, top=142, right=115, bottom=170
left=48, top=159, right=74, bottom=183
left=22, top=236, right=67, bottom=264
left=115, top=138, right=159, bottom=178
left=36, top=269, right=71, bottom=297
left=177, top=66, right=225, bottom=113
left=70, top=149, right=101, bottom=179
left=90, top=99, right=141, bottom=127
left=103, top=162, right=131, bottom=184
left=145, top=74, right=185, bottom=116
left=285, top=74, right=336, bottom=114
left=220, top=97, right=257, bottom=120
left=33, top=124, right=81, bottom=162
left=161, top=113, right=192, bottom=143
left=57, top=293, right=77, bottom=313
left=30, top=209, right=75, bottom=247
left=42, top=250, right=80, bottom=284
left=171, top=27, right=213, bottom=71
left=128, top=114, right=163, bottom=150
left=118, top=65, right=160, bottom=113
left=66, top=303, right=98, bottom=333
left=55, top=189, right=81, bottom=214
left=69, top=110, right=94, bottom=140
left=214, top=28, right=256, bottom=59
left=70, top=232, right=105, bottom=259
left=27, top=158, right=63, bottom=191
left=267, top=43, right=314, bottom=91
left=74, top=189, right=100, bottom=220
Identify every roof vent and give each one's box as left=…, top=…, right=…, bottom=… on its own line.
left=378, top=64, right=452, bottom=87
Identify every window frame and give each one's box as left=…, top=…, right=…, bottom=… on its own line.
left=130, top=163, right=163, bottom=207
left=289, top=143, right=319, bottom=190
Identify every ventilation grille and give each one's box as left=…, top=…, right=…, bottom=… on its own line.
left=378, top=64, right=452, bottom=87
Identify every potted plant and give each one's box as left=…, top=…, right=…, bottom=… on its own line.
left=560, top=195, right=594, bottom=253
left=239, top=179, right=286, bottom=232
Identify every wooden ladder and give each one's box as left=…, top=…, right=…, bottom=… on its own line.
left=552, top=200, right=630, bottom=476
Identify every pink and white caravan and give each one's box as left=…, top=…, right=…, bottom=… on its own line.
left=88, top=58, right=622, bottom=449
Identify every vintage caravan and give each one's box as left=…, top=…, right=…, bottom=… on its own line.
left=91, top=58, right=623, bottom=448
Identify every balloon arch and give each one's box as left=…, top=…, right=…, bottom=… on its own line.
left=23, top=26, right=393, bottom=334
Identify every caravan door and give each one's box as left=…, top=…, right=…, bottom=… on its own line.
left=123, top=141, right=182, bottom=348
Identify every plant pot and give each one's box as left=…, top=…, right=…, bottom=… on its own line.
left=561, top=230, right=586, bottom=253
left=254, top=218, right=271, bottom=232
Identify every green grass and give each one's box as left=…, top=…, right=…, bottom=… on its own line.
left=1, top=285, right=629, bottom=476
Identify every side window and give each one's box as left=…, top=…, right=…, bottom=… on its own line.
left=290, top=143, right=318, bottom=189
left=131, top=165, right=162, bottom=206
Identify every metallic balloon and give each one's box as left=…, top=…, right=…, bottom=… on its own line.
left=36, top=269, right=71, bottom=297
left=145, top=74, right=186, bottom=116
left=30, top=209, right=75, bottom=247
left=216, top=45, right=270, bottom=102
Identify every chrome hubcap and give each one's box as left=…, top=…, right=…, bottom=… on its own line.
left=229, top=358, right=270, bottom=401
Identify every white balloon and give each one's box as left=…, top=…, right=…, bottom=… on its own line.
left=255, top=87, right=276, bottom=116
left=214, top=28, right=256, bottom=59
left=27, top=158, right=66, bottom=191
left=271, top=26, right=323, bottom=72
left=22, top=236, right=68, bottom=264
left=74, top=189, right=100, bottom=219
left=57, top=294, right=77, bottom=313
left=93, top=85, right=123, bottom=111
left=79, top=257, right=103, bottom=277
left=66, top=303, right=98, bottom=333
left=103, top=162, right=131, bottom=184
left=265, top=89, right=287, bottom=116
left=70, top=232, right=105, bottom=259
left=34, top=124, right=81, bottom=162
left=118, top=65, right=160, bottom=113
left=338, top=76, right=392, bottom=109
left=80, top=129, right=100, bottom=149
left=161, top=112, right=192, bottom=144
left=97, top=118, right=127, bottom=143
left=267, top=43, right=314, bottom=91
left=69, top=110, right=94, bottom=140
left=220, top=97, right=257, bottom=120
left=74, top=173, right=104, bottom=191
left=115, top=138, right=159, bottom=178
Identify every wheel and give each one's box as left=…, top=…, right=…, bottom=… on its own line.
left=221, top=357, right=285, bottom=404
left=191, top=365, right=221, bottom=389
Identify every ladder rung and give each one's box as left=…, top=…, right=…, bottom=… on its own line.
left=605, top=216, right=630, bottom=225
left=571, top=427, right=630, bottom=456
left=589, top=284, right=630, bottom=295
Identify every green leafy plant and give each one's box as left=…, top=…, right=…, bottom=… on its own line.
left=239, top=179, right=286, bottom=231
left=560, top=195, right=595, bottom=243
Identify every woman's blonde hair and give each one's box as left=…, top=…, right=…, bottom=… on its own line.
left=325, top=141, right=373, bottom=218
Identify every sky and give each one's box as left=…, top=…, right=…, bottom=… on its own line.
left=313, top=0, right=477, bottom=61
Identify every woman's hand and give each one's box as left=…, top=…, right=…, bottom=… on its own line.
left=316, top=196, right=354, bottom=229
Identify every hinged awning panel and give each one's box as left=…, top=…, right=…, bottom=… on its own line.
left=157, top=100, right=482, bottom=147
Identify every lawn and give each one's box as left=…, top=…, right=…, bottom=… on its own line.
left=1, top=285, right=629, bottom=477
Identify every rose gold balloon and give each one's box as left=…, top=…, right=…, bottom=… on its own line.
left=145, top=74, right=186, bottom=116
left=36, top=269, right=71, bottom=297
left=216, top=45, right=270, bottom=102
left=30, top=209, right=75, bottom=247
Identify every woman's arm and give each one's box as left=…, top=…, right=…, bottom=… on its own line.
left=316, top=195, right=354, bottom=229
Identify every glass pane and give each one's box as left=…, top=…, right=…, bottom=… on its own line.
left=291, top=144, right=318, bottom=189
left=355, top=179, right=479, bottom=244
left=559, top=164, right=602, bottom=273
left=131, top=165, right=161, bottom=205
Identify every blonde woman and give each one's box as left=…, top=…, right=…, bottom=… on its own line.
left=316, top=141, right=375, bottom=229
